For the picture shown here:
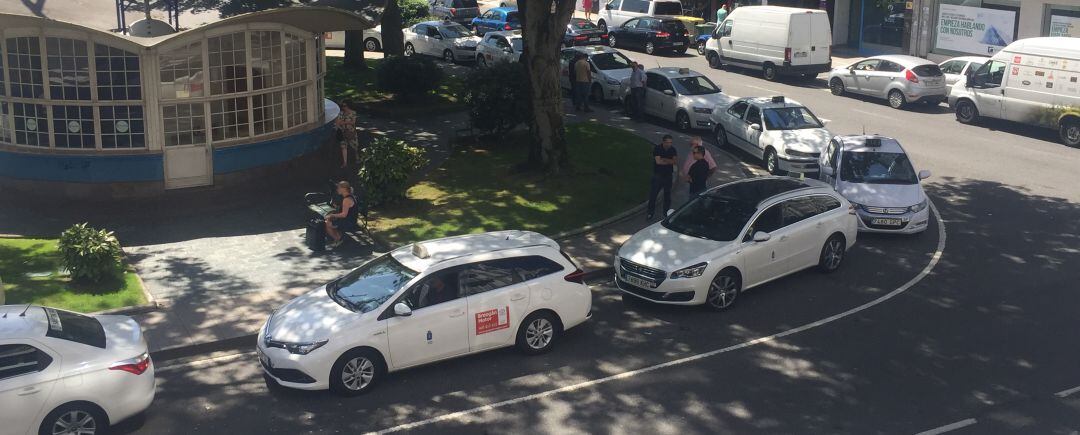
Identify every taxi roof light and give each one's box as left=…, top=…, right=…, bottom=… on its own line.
left=771, top=95, right=785, bottom=103
left=865, top=138, right=883, bottom=147
left=412, top=243, right=430, bottom=259
left=678, top=67, right=690, bottom=75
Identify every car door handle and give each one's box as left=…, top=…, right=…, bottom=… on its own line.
left=449, top=310, right=465, bottom=318
left=17, top=387, right=40, bottom=396
left=816, top=221, right=823, bottom=228
left=779, top=235, right=789, bottom=241
left=511, top=293, right=526, bottom=301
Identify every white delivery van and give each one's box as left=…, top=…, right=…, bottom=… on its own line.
left=949, top=37, right=1080, bottom=147
left=597, top=0, right=684, bottom=33
left=703, top=6, right=832, bottom=81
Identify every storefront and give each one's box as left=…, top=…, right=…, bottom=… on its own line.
left=830, top=0, right=910, bottom=55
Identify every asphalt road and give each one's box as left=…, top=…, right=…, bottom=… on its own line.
left=118, top=49, right=1080, bottom=434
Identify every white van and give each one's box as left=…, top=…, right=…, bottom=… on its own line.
left=949, top=37, right=1080, bottom=147
left=703, top=6, right=832, bottom=81
left=597, top=0, right=684, bottom=33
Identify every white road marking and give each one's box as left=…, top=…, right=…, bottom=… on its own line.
left=852, top=109, right=890, bottom=119
left=914, top=418, right=977, bottom=435
left=156, top=351, right=255, bottom=372
left=744, top=84, right=781, bottom=94
left=368, top=202, right=949, bottom=434
left=1054, top=385, right=1080, bottom=398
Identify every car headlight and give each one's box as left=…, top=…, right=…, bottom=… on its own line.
left=284, top=340, right=329, bottom=355
left=909, top=199, right=928, bottom=213
left=692, top=107, right=713, bottom=114
left=605, top=77, right=620, bottom=85
left=670, top=262, right=708, bottom=279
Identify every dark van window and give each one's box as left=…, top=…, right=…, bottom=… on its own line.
left=653, top=1, right=683, bottom=15
left=43, top=308, right=106, bottom=348
left=0, top=344, right=53, bottom=380
left=453, top=0, right=478, bottom=7
left=461, top=256, right=564, bottom=295
left=912, top=64, right=944, bottom=77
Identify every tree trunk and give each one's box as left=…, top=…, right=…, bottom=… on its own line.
left=519, top=0, right=576, bottom=173
left=344, top=30, right=366, bottom=70
left=380, top=0, right=404, bottom=56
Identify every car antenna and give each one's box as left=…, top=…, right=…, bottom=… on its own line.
left=18, top=303, right=33, bottom=317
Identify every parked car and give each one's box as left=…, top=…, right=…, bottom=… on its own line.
left=696, top=33, right=711, bottom=55
left=622, top=67, right=734, bottom=131
left=712, top=96, right=830, bottom=175
left=498, top=0, right=516, bottom=6
left=559, top=45, right=635, bottom=102
left=607, top=16, right=691, bottom=55
left=597, top=0, right=684, bottom=33
left=476, top=31, right=523, bottom=67
left=563, top=17, right=609, bottom=49
left=471, top=7, right=520, bottom=36
left=949, top=37, right=1080, bottom=147
left=616, top=177, right=857, bottom=310
left=323, top=26, right=383, bottom=51
left=430, top=0, right=480, bottom=26
left=704, top=6, right=832, bottom=81
left=256, top=231, right=593, bottom=395
left=828, top=55, right=947, bottom=109
left=1, top=305, right=155, bottom=435
left=404, top=21, right=481, bottom=63
left=938, top=56, right=989, bottom=96
left=819, top=135, right=932, bottom=234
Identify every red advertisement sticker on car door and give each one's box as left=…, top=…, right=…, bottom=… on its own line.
left=475, top=306, right=510, bottom=335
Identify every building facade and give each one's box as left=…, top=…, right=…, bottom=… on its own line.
left=0, top=8, right=369, bottom=197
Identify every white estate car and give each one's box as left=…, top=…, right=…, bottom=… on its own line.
left=404, top=21, right=481, bottom=63
left=475, top=31, right=523, bottom=67
left=712, top=96, right=831, bottom=176
left=1, top=306, right=155, bottom=435
left=819, top=135, right=932, bottom=234
left=559, top=45, right=634, bottom=102
left=617, top=177, right=857, bottom=310
left=257, top=231, right=592, bottom=395
left=623, top=67, right=735, bottom=131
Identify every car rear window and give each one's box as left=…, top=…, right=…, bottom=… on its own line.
left=653, top=2, right=683, bottom=15
left=453, top=0, right=478, bottom=7
left=506, top=11, right=520, bottom=22
left=913, top=64, right=943, bottom=77
left=571, top=19, right=600, bottom=30
left=43, top=308, right=106, bottom=348
left=661, top=20, right=687, bottom=34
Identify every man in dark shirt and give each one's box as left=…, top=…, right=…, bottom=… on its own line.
left=647, top=135, right=678, bottom=220
left=685, top=145, right=714, bottom=197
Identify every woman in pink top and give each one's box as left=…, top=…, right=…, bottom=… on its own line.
left=583, top=0, right=593, bottom=21
left=681, top=136, right=718, bottom=178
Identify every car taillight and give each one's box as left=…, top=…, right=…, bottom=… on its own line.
left=110, top=352, right=151, bottom=375
left=784, top=47, right=792, bottom=62
left=574, top=35, right=587, bottom=41
left=504, top=24, right=513, bottom=30
left=449, top=7, right=457, bottom=15
left=656, top=31, right=670, bottom=38
left=601, top=34, right=609, bottom=38
left=905, top=69, right=919, bottom=83
left=565, top=269, right=586, bottom=284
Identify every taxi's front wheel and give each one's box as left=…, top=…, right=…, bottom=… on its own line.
left=330, top=348, right=386, bottom=396
left=516, top=311, right=561, bottom=355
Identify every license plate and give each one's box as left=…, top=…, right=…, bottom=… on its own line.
left=258, top=348, right=272, bottom=368
left=871, top=218, right=903, bottom=226
left=673, top=42, right=685, bottom=46
left=589, top=37, right=600, bottom=42
left=622, top=273, right=657, bottom=289
left=794, top=52, right=808, bottom=58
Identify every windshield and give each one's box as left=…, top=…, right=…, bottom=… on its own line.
left=840, top=151, right=918, bottom=184
left=512, top=38, right=523, bottom=52
left=763, top=107, right=823, bottom=130
left=662, top=194, right=758, bottom=241
left=591, top=52, right=632, bottom=70
left=440, top=24, right=472, bottom=38
left=654, top=2, right=683, bottom=15
left=327, top=255, right=418, bottom=313
left=571, top=19, right=600, bottom=31
left=671, top=76, right=721, bottom=95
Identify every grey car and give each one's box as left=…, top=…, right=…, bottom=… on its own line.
left=828, top=55, right=948, bottom=109
left=430, top=0, right=480, bottom=26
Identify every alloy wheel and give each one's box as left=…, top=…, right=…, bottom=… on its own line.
left=697, top=44, right=706, bottom=56
left=341, top=356, right=375, bottom=391
left=888, top=90, right=906, bottom=109
left=364, top=39, right=379, bottom=52
left=763, top=64, right=777, bottom=81
left=765, top=149, right=779, bottom=174
left=677, top=112, right=691, bottom=131
left=443, top=49, right=455, bottom=63
left=404, top=43, right=415, bottom=56
left=824, top=238, right=844, bottom=270
left=645, top=42, right=655, bottom=55
left=714, top=126, right=728, bottom=147
left=51, top=410, right=96, bottom=435
left=525, top=318, right=554, bottom=349
left=609, top=35, right=617, bottom=47
left=830, top=79, right=844, bottom=96
left=1063, top=121, right=1080, bottom=147
left=707, top=274, right=739, bottom=310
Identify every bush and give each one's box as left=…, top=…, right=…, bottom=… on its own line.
left=462, top=61, right=532, bottom=135
left=358, top=138, right=429, bottom=205
left=399, top=0, right=433, bottom=26
left=58, top=223, right=124, bottom=283
left=375, top=56, right=444, bottom=102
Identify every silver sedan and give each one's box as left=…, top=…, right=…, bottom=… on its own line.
left=828, top=55, right=948, bottom=109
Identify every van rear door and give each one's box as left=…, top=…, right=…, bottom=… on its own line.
left=789, top=11, right=831, bottom=66
left=809, top=12, right=832, bottom=66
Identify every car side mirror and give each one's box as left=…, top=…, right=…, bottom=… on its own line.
left=750, top=124, right=761, bottom=131
left=848, top=66, right=856, bottom=73
left=605, top=3, right=612, bottom=9
left=433, top=34, right=443, bottom=40
left=393, top=302, right=412, bottom=317
left=663, top=89, right=675, bottom=96
left=666, top=208, right=675, bottom=217
left=821, top=166, right=835, bottom=176
left=752, top=231, right=771, bottom=242
left=918, top=169, right=931, bottom=180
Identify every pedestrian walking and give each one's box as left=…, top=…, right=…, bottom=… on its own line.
left=335, top=100, right=359, bottom=169
left=573, top=53, right=593, bottom=112
left=583, top=0, right=593, bottom=21
left=716, top=3, right=730, bottom=23
left=684, top=146, right=715, bottom=197
left=629, top=62, right=646, bottom=119
left=647, top=135, right=678, bottom=220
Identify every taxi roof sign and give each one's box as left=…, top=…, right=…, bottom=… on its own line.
left=771, top=96, right=785, bottom=103
left=412, top=243, right=430, bottom=259
left=678, top=67, right=690, bottom=75
left=865, top=138, right=883, bottom=147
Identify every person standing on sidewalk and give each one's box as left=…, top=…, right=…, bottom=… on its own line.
left=647, top=135, right=678, bottom=220
left=629, top=62, right=646, bottom=119
left=335, top=100, right=359, bottom=169
left=573, top=53, right=593, bottom=112
left=685, top=146, right=714, bottom=198
left=716, top=3, right=730, bottom=24
left=583, top=0, right=593, bottom=21
left=680, top=136, right=718, bottom=175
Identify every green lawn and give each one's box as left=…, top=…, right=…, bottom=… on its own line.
left=0, top=237, right=146, bottom=313
left=324, top=57, right=464, bottom=115
left=371, top=122, right=653, bottom=246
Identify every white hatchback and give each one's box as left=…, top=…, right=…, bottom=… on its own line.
left=617, top=177, right=857, bottom=310
left=1, top=306, right=155, bottom=435
left=257, top=231, right=592, bottom=395
left=623, top=67, right=736, bottom=131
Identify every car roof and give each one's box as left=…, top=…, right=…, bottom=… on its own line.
left=489, top=7, right=516, bottom=13
left=702, top=177, right=824, bottom=207
left=567, top=45, right=620, bottom=55
left=833, top=134, right=906, bottom=154
left=648, top=67, right=704, bottom=78
left=0, top=305, right=48, bottom=339
left=486, top=30, right=521, bottom=38
left=392, top=230, right=559, bottom=272
left=943, top=56, right=990, bottom=64
left=743, top=96, right=806, bottom=109
left=869, top=54, right=934, bottom=67
left=420, top=20, right=464, bottom=27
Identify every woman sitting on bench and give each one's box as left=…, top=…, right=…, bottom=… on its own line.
left=325, top=181, right=359, bottom=249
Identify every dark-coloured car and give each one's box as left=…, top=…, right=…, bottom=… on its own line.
left=430, top=0, right=480, bottom=26
left=607, top=16, right=690, bottom=55
left=562, top=18, right=608, bottom=48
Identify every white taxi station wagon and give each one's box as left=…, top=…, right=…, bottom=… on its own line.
left=257, top=231, right=593, bottom=395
